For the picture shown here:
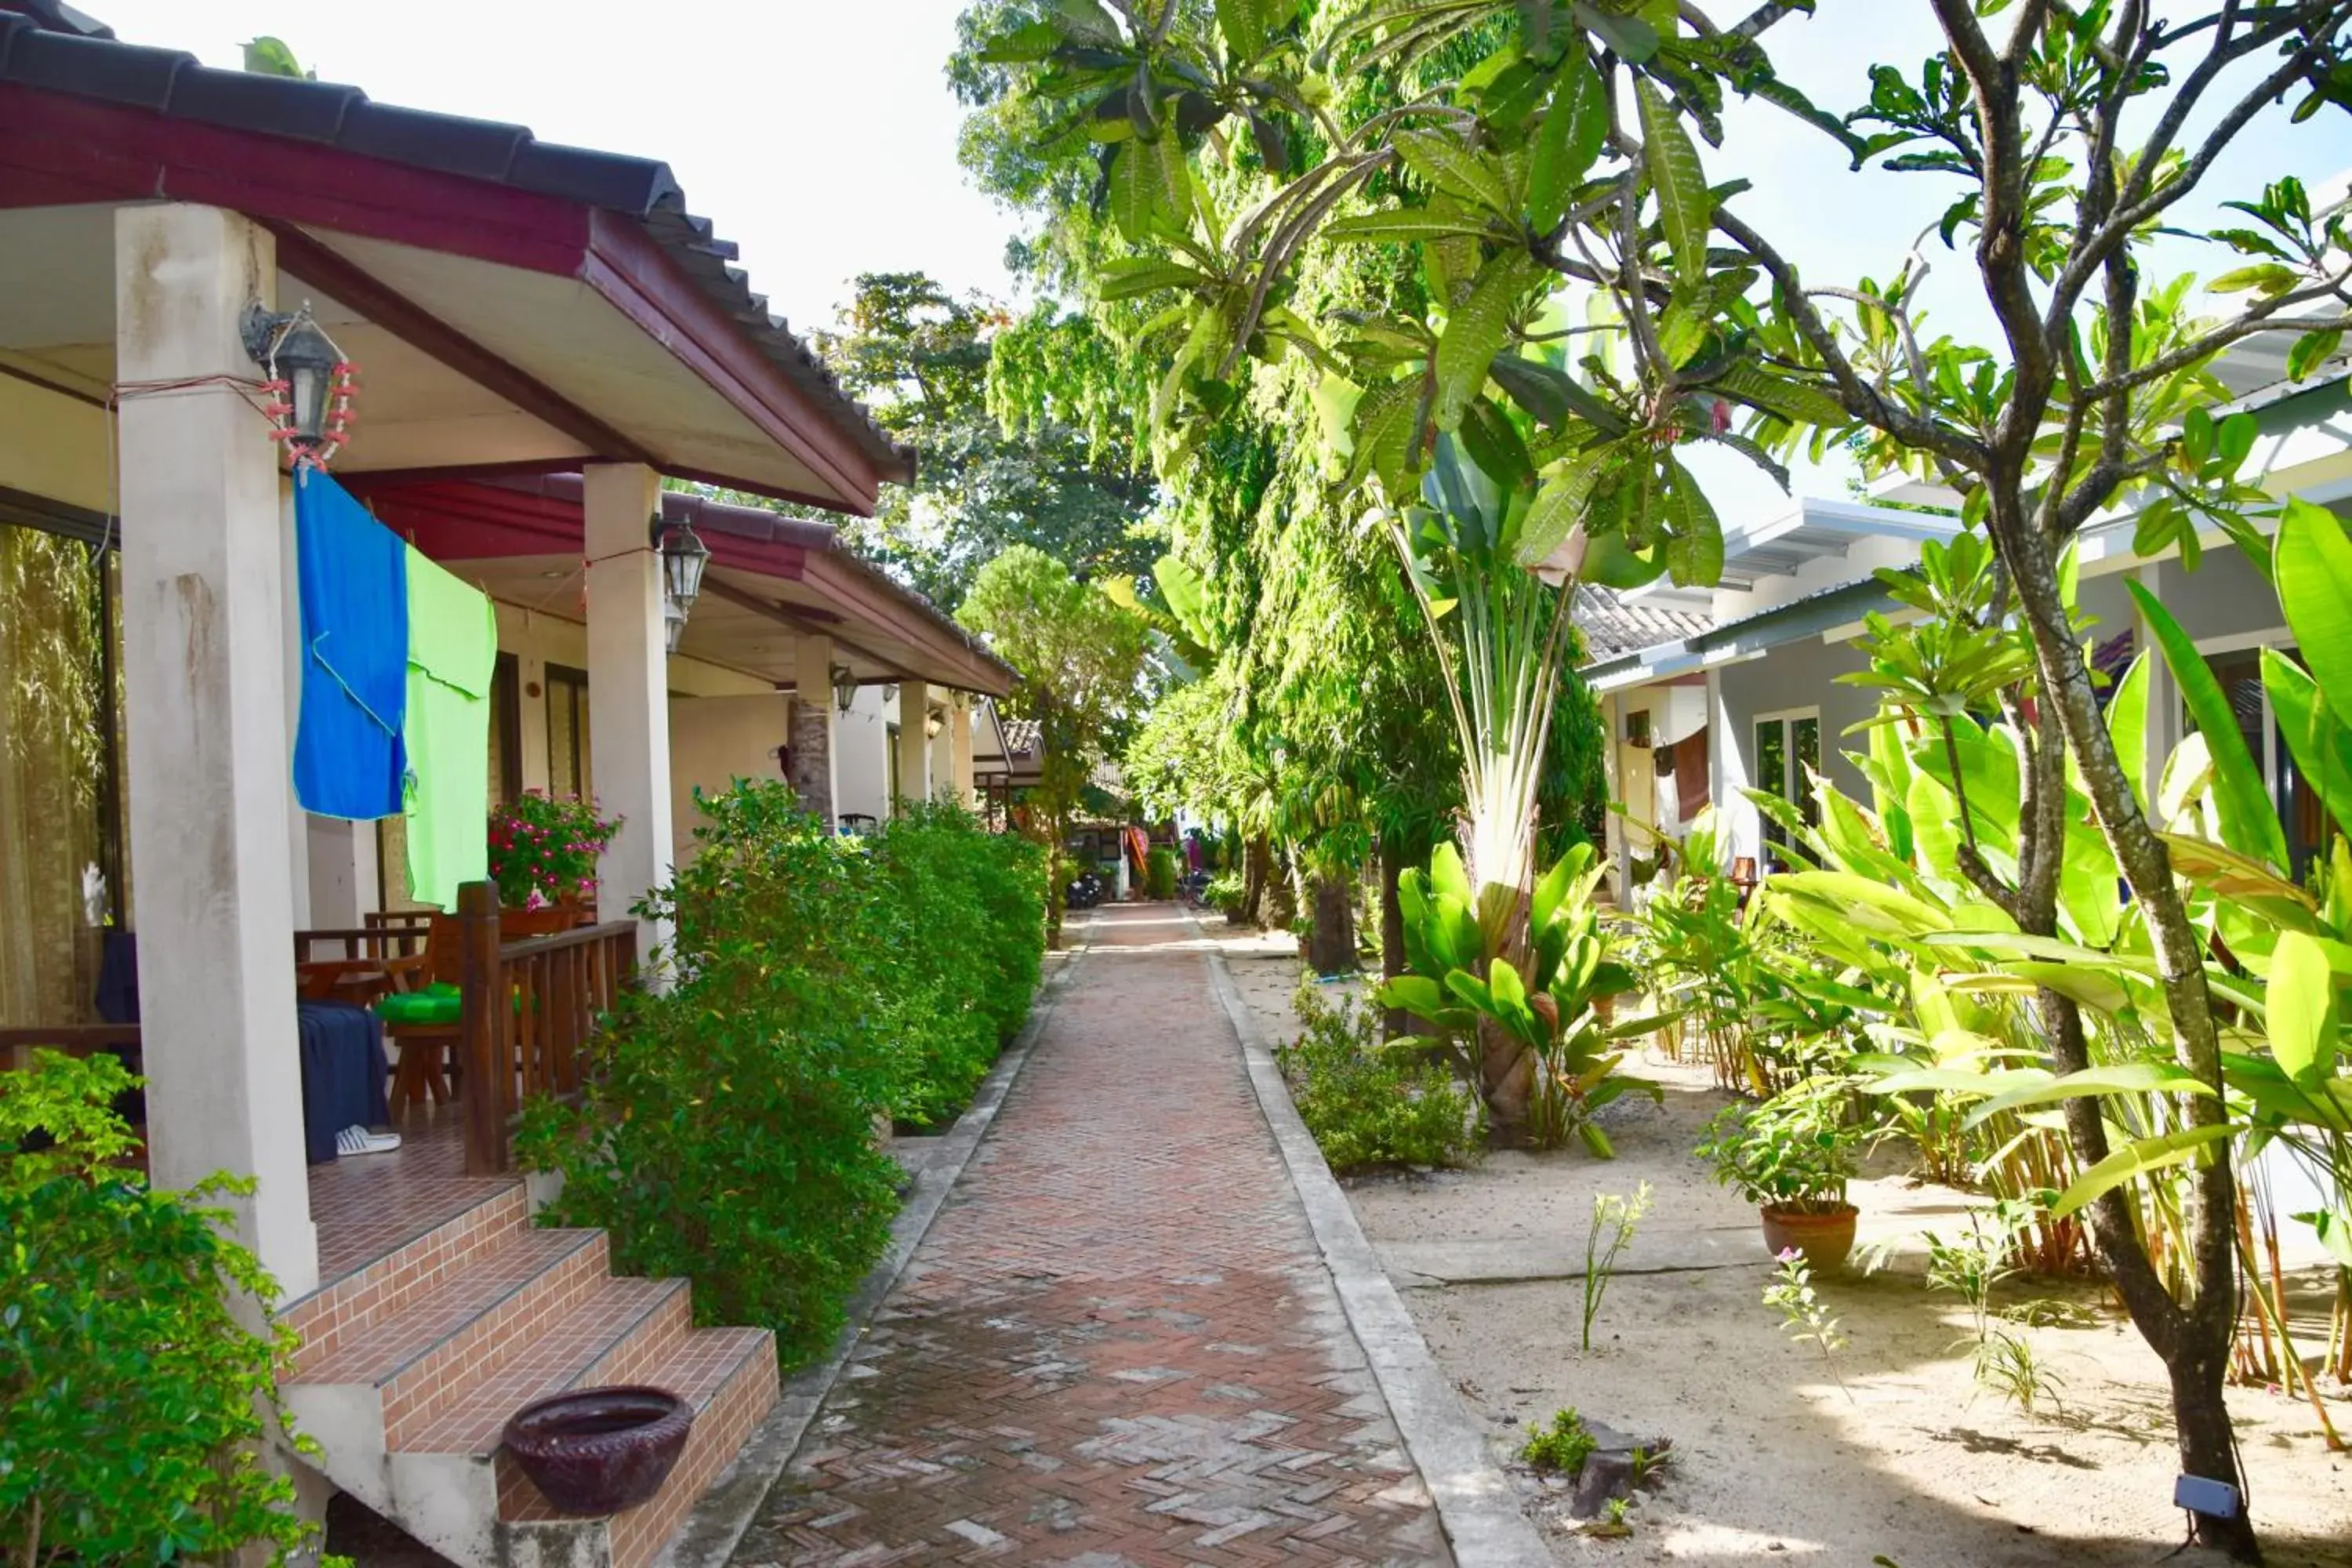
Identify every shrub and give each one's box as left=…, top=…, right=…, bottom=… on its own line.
left=869, top=800, right=1047, bottom=1125
left=1145, top=844, right=1178, bottom=900
left=517, top=784, right=1046, bottom=1365
left=1206, top=870, right=1246, bottom=916
left=1, top=1051, right=326, bottom=1566
left=1277, top=982, right=1482, bottom=1174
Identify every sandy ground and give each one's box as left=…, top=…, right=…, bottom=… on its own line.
left=1217, top=935, right=2352, bottom=1568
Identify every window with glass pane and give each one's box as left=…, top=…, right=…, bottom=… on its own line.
left=546, top=664, right=591, bottom=801
left=1794, top=716, right=1822, bottom=825
left=2195, top=644, right=2337, bottom=882
left=1755, top=719, right=1788, bottom=845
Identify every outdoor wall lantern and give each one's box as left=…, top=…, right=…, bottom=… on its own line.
left=924, top=709, right=945, bottom=740
left=242, top=303, right=356, bottom=467
left=831, top=662, right=860, bottom=714
left=649, top=515, right=712, bottom=655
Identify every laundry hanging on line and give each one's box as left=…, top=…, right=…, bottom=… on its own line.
left=289, top=470, right=494, bottom=909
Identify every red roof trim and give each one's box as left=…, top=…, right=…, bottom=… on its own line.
left=581, top=209, right=884, bottom=519
left=0, top=83, right=589, bottom=273
left=348, top=476, right=812, bottom=581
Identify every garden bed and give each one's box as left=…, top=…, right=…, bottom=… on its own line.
left=1222, top=947, right=2352, bottom=1566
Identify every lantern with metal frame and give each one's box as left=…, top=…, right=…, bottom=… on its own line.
left=241, top=303, right=356, bottom=466
left=649, top=514, right=713, bottom=655
left=831, top=663, right=860, bottom=714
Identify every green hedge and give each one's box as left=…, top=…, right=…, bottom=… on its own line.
left=518, top=785, right=1045, bottom=1366
left=1145, top=844, right=1179, bottom=900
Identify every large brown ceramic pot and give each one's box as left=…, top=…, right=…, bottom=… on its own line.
left=503, top=1386, right=693, bottom=1515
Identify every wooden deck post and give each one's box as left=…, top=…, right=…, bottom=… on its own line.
left=457, top=880, right=507, bottom=1175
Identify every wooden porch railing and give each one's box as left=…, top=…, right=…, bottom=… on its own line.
left=454, top=881, right=638, bottom=1176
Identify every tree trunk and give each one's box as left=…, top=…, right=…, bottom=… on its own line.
left=1987, top=497, right=2256, bottom=1560
left=1380, top=840, right=1409, bottom=1038
left=1242, top=833, right=1271, bottom=928
left=1479, top=1019, right=1534, bottom=1142
left=1307, top=869, right=1356, bottom=975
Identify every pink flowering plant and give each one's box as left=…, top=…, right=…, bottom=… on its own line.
left=488, top=792, right=619, bottom=912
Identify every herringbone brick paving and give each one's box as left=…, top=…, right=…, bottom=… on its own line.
left=734, top=905, right=1453, bottom=1568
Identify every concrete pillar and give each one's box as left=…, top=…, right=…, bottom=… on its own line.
left=279, top=479, right=310, bottom=928
left=583, top=463, right=672, bottom=966
left=949, top=696, right=976, bottom=810
left=114, top=204, right=318, bottom=1298
left=893, top=677, right=931, bottom=811
left=791, top=634, right=837, bottom=823
left=929, top=693, right=954, bottom=804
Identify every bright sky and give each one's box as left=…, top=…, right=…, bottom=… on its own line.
left=93, top=1, right=2352, bottom=521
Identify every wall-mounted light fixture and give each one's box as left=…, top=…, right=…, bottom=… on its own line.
left=924, top=709, right=944, bottom=740
left=831, top=662, right=860, bottom=714
left=241, top=303, right=356, bottom=466
left=649, top=514, right=712, bottom=654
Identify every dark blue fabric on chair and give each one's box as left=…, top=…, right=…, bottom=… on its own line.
left=296, top=1000, right=391, bottom=1164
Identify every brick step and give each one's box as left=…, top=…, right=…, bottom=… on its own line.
left=284, top=1181, right=530, bottom=1370
left=383, top=1283, right=771, bottom=1568
left=293, top=1225, right=608, bottom=1438
left=499, top=1326, right=779, bottom=1568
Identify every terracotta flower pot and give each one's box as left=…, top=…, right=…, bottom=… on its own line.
left=1759, top=1202, right=1859, bottom=1271
left=503, top=1386, right=693, bottom=1516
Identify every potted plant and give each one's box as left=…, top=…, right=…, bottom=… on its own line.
left=488, top=793, right=619, bottom=933
left=1696, top=1075, right=1864, bottom=1268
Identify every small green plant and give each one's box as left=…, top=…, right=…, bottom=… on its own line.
left=1581, top=1182, right=1653, bottom=1352
left=0, top=1051, right=327, bottom=1566
left=1628, top=1442, right=1674, bottom=1488
left=1519, top=1406, right=1598, bottom=1475
left=1580, top=1494, right=1635, bottom=1538
left=1279, top=981, right=1483, bottom=1174
left=1762, top=1248, right=1850, bottom=1398
left=1145, top=844, right=1179, bottom=900
left=1206, top=869, right=1246, bottom=916
left=1696, top=1073, right=1864, bottom=1214
left=1923, top=1214, right=2063, bottom=1416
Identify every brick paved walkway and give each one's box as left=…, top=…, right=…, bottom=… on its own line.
left=732, top=904, right=1454, bottom=1567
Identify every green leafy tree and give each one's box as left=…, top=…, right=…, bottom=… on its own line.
left=958, top=545, right=1156, bottom=918
left=963, top=0, right=2352, bottom=1550
left=818, top=272, right=1159, bottom=605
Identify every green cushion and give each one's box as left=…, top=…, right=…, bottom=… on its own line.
left=376, top=982, right=460, bottom=1027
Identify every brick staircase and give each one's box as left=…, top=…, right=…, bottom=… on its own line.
left=281, top=1182, right=776, bottom=1568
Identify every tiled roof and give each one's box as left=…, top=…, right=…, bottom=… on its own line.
left=1573, top=585, right=1714, bottom=661
left=0, top=2, right=913, bottom=486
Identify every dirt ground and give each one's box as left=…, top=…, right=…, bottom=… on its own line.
left=1218, top=939, right=2352, bottom=1568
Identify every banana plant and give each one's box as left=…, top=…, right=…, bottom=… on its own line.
left=1377, top=840, right=1653, bottom=1154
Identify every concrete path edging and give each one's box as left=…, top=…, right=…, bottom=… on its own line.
left=656, top=913, right=1093, bottom=1568
left=1196, top=924, right=1554, bottom=1568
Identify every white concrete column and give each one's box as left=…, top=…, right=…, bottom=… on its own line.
left=949, top=696, right=977, bottom=809
left=279, top=478, right=310, bottom=928
left=583, top=463, right=673, bottom=967
left=929, top=693, right=955, bottom=803
left=114, top=204, right=317, bottom=1298
left=791, top=634, right=839, bottom=822
left=894, top=677, right=931, bottom=811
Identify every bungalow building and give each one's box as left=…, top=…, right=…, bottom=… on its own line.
left=0, top=4, right=1010, bottom=1563
left=1584, top=347, right=2352, bottom=902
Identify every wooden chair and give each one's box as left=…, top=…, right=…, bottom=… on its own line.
left=379, top=915, right=464, bottom=1119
